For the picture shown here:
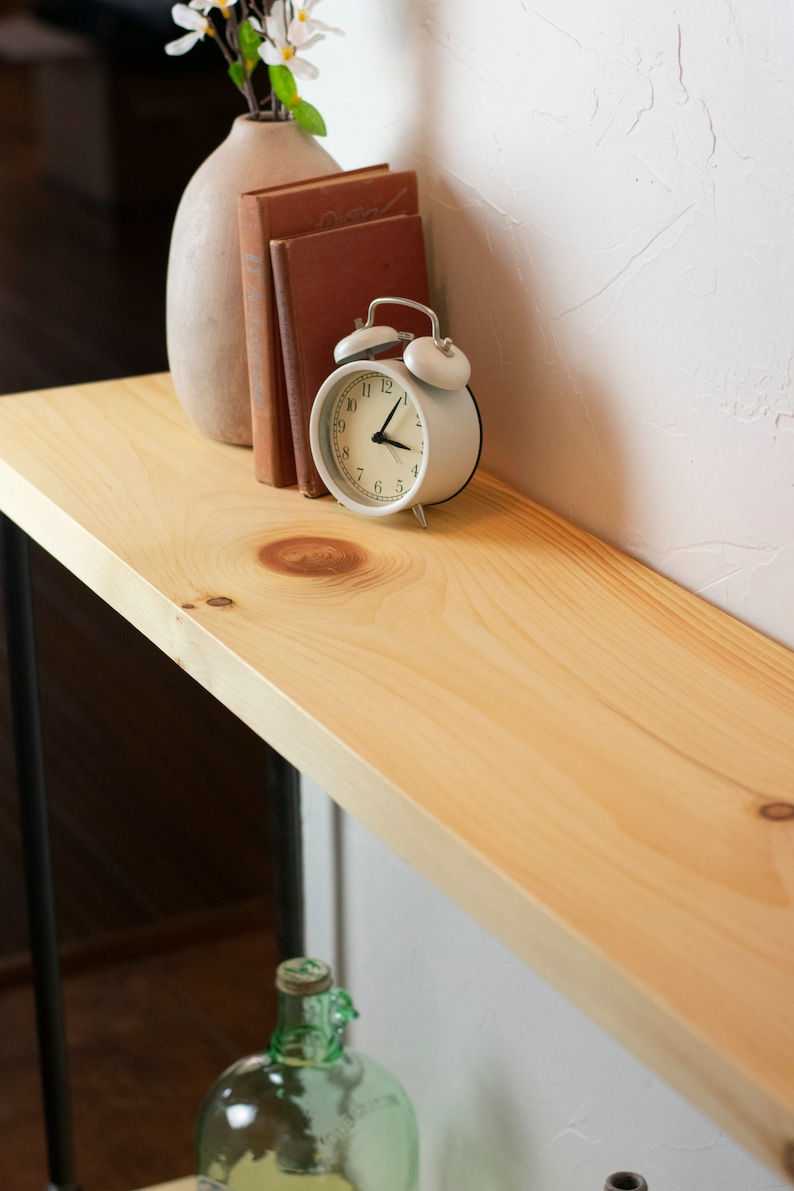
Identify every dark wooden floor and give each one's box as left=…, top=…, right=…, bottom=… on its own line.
left=1, top=925, right=279, bottom=1191
left=0, top=43, right=280, bottom=1191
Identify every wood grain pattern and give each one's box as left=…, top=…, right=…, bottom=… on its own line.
left=0, top=374, right=792, bottom=1181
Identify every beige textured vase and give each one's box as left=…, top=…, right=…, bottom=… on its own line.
left=166, top=114, right=340, bottom=444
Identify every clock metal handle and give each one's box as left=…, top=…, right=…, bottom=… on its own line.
left=362, top=297, right=454, bottom=356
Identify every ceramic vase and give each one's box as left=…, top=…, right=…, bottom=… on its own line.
left=166, top=114, right=340, bottom=445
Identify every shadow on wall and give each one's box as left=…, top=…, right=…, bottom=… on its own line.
left=436, top=1064, right=536, bottom=1191
left=398, top=0, right=630, bottom=546
left=428, top=177, right=630, bottom=546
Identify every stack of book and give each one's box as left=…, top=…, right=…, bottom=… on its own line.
left=238, top=165, right=431, bottom=497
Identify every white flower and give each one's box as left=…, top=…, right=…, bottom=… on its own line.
left=189, top=0, right=237, bottom=13
left=289, top=0, right=343, bottom=47
left=258, top=35, right=322, bottom=79
left=262, top=0, right=289, bottom=39
left=165, top=3, right=212, bottom=54
left=257, top=2, right=323, bottom=79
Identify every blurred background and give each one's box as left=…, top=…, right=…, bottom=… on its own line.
left=0, top=2, right=278, bottom=1187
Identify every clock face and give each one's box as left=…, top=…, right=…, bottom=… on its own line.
left=327, top=370, right=425, bottom=504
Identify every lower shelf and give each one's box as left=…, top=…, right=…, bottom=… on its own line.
left=135, top=1180, right=194, bottom=1191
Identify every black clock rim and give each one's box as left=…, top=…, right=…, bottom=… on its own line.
left=426, top=385, right=483, bottom=508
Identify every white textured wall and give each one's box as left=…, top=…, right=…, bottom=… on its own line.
left=302, top=780, right=785, bottom=1191
left=310, top=0, right=794, bottom=648
left=300, top=1, right=794, bottom=1187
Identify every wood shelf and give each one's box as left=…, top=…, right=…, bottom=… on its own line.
left=134, top=1180, right=193, bottom=1191
left=0, top=374, right=792, bottom=1183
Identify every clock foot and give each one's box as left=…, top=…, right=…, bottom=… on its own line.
left=412, top=504, right=427, bottom=529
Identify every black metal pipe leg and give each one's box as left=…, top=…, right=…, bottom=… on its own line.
left=266, top=749, right=304, bottom=961
left=0, top=516, right=81, bottom=1191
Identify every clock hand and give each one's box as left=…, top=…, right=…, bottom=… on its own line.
left=370, top=397, right=404, bottom=444
left=378, top=397, right=403, bottom=435
left=384, top=442, right=401, bottom=465
left=381, top=435, right=411, bottom=450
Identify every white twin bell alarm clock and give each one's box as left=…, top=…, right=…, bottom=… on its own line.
left=309, top=297, right=482, bottom=527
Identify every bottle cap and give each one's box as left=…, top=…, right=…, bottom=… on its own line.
left=276, top=957, right=333, bottom=996
left=605, top=1175, right=648, bottom=1191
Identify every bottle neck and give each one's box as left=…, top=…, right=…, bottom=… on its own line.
left=269, top=987, right=357, bottom=1066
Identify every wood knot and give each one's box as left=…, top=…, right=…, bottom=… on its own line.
left=206, top=596, right=234, bottom=607
left=259, top=536, right=366, bottom=578
left=759, top=802, right=794, bottom=821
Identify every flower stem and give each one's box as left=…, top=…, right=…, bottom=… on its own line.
left=247, top=0, right=287, bottom=119
left=207, top=13, right=233, bottom=65
left=225, top=5, right=261, bottom=115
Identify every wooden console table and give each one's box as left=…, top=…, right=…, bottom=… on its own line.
left=0, top=373, right=792, bottom=1187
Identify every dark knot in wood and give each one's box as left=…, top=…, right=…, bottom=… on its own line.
left=259, top=536, right=366, bottom=577
left=206, top=596, right=234, bottom=607
left=759, top=802, right=794, bottom=821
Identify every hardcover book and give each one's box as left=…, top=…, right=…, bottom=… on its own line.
left=238, top=166, right=419, bottom=486
left=269, top=212, right=431, bottom=497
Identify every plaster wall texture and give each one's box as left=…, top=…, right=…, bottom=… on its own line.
left=302, top=780, right=787, bottom=1191
left=311, top=0, right=794, bottom=648
left=299, top=1, right=793, bottom=1188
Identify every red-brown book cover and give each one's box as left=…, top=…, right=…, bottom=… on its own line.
left=269, top=212, right=431, bottom=497
left=238, top=166, right=419, bottom=486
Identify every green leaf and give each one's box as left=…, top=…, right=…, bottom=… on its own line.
left=238, top=18, right=262, bottom=62
left=268, top=64, right=298, bottom=107
left=293, top=99, right=327, bottom=136
left=228, top=60, right=245, bottom=89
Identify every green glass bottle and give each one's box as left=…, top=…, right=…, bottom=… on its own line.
left=195, top=957, right=420, bottom=1191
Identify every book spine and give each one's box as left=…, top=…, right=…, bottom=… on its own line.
left=238, top=196, right=297, bottom=487
left=270, top=241, right=328, bottom=498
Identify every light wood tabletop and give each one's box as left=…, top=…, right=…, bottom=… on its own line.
left=133, top=1179, right=194, bottom=1191
left=0, top=373, right=792, bottom=1182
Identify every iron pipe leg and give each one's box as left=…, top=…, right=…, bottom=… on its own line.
left=0, top=515, right=81, bottom=1191
left=266, top=749, right=304, bottom=961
